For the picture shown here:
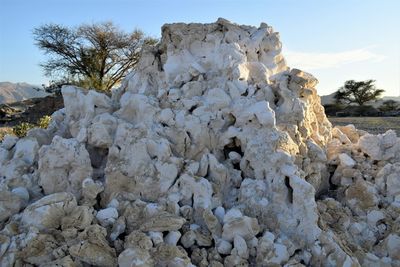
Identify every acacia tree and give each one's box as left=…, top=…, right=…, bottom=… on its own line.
left=34, top=22, right=157, bottom=91
left=379, top=100, right=399, bottom=112
left=334, top=80, right=384, bottom=106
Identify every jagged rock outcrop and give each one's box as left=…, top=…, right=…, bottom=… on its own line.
left=1, top=19, right=399, bottom=266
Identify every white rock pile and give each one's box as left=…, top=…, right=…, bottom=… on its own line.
left=1, top=19, right=399, bottom=266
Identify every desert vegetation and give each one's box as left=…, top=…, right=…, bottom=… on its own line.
left=34, top=22, right=157, bottom=91
left=324, top=79, right=400, bottom=117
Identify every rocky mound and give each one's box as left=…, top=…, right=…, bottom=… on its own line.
left=0, top=19, right=399, bottom=266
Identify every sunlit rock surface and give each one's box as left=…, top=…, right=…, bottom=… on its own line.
left=1, top=19, right=399, bottom=266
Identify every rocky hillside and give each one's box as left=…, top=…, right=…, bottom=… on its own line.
left=0, top=19, right=399, bottom=266
left=0, top=82, right=49, bottom=104
left=0, top=95, right=63, bottom=126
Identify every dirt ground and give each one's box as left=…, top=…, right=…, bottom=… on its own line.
left=328, top=117, right=400, bottom=135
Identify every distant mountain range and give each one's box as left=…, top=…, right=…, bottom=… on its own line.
left=0, top=82, right=50, bottom=104
left=321, top=92, right=400, bottom=108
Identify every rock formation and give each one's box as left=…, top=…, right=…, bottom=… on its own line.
left=1, top=19, right=399, bottom=266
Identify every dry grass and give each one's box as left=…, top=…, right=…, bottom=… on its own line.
left=328, top=117, right=400, bottom=135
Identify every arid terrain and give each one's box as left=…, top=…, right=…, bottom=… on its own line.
left=329, top=116, right=400, bottom=135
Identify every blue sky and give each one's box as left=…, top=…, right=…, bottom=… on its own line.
left=0, top=0, right=399, bottom=96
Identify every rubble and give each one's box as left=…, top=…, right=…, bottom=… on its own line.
left=1, top=19, right=399, bottom=266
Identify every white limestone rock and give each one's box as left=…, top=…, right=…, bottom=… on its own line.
left=217, top=239, right=233, bottom=255
left=81, top=177, right=104, bottom=205
left=358, top=130, right=400, bottom=161
left=222, top=208, right=260, bottom=242
left=345, top=179, right=379, bottom=214
left=1, top=135, right=18, bottom=150
left=214, top=206, right=225, bottom=224
left=118, top=248, right=153, bottom=267
left=87, top=113, right=117, bottom=148
left=376, top=162, right=400, bottom=206
left=38, top=136, right=93, bottom=199
left=0, top=190, right=24, bottom=222
left=338, top=153, right=356, bottom=168
left=96, top=207, right=118, bottom=227
left=21, top=192, right=77, bottom=230
left=269, top=243, right=289, bottom=265
left=164, top=230, right=182, bottom=246
left=174, top=173, right=213, bottom=222
left=11, top=187, right=29, bottom=202
left=233, top=235, right=249, bottom=259
left=62, top=85, right=113, bottom=141
left=148, top=231, right=163, bottom=246
left=68, top=225, right=117, bottom=266
left=139, top=212, right=186, bottom=232
left=384, top=234, right=400, bottom=261
left=12, top=137, right=39, bottom=165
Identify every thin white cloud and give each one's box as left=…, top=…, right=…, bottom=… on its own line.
left=284, top=47, right=385, bottom=70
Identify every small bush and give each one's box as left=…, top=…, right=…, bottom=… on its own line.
left=38, top=115, right=51, bottom=129
left=12, top=115, right=52, bottom=138
left=379, top=100, right=399, bottom=112
left=13, top=122, right=35, bottom=138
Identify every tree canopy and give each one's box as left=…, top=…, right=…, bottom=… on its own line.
left=34, top=22, right=157, bottom=91
left=334, top=80, right=384, bottom=106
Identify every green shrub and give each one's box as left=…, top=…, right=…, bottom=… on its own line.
left=38, top=115, right=51, bottom=129
left=12, top=115, right=52, bottom=138
left=13, top=122, right=35, bottom=138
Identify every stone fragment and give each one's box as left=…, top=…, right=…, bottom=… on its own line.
left=164, top=231, right=182, bottom=246
left=139, top=212, right=185, bottom=232
left=0, top=190, right=23, bottom=222
left=222, top=208, right=260, bottom=241
left=384, top=234, right=400, bottom=260
left=148, top=231, right=163, bottom=245
left=217, top=239, right=233, bottom=255
left=233, top=235, right=249, bottom=259
left=12, top=137, right=39, bottom=165
left=118, top=248, right=153, bottom=267
left=69, top=241, right=117, bottom=267
left=96, top=207, right=118, bottom=227
left=345, top=179, right=379, bottom=213
left=87, top=113, right=117, bottom=148
left=338, top=153, right=356, bottom=168
left=21, top=192, right=77, bottom=230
